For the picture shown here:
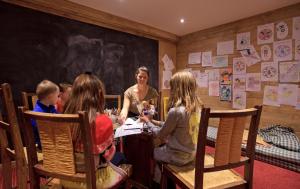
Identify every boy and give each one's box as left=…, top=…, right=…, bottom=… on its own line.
left=32, top=80, right=59, bottom=149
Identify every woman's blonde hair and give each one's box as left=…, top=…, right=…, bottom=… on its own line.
left=168, top=71, right=202, bottom=114
left=64, top=74, right=105, bottom=145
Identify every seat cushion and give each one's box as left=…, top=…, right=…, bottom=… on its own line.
left=166, top=155, right=246, bottom=189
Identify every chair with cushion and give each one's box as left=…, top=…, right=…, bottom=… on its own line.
left=18, top=107, right=129, bottom=189
left=0, top=83, right=27, bottom=189
left=161, top=105, right=262, bottom=189
left=21, top=92, right=38, bottom=110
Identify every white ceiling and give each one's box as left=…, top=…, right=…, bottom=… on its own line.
left=69, top=0, right=300, bottom=36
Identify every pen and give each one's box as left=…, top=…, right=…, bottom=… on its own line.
left=124, top=128, right=141, bottom=130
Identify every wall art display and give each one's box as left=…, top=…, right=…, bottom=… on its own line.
left=257, top=23, right=274, bottom=44
left=260, top=45, right=272, bottom=61
left=220, top=84, right=232, bottom=101
left=293, top=16, right=300, bottom=39
left=202, top=51, right=213, bottom=67
left=276, top=21, right=288, bottom=40
left=232, top=75, right=246, bottom=91
left=237, top=32, right=250, bottom=50
left=209, top=81, right=220, bottom=96
left=188, top=52, right=201, bottom=65
left=261, top=62, right=278, bottom=82
left=279, top=61, right=299, bottom=82
left=263, top=85, right=279, bottom=106
left=232, top=91, right=246, bottom=109
left=213, top=55, right=228, bottom=68
left=246, top=73, right=261, bottom=91
left=273, top=39, right=292, bottom=62
left=240, top=45, right=261, bottom=66
left=232, top=57, right=246, bottom=74
left=220, top=68, right=233, bottom=84
left=278, top=84, right=298, bottom=106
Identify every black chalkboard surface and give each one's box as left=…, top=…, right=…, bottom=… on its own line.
left=0, top=1, right=158, bottom=105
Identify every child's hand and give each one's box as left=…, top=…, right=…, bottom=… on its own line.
left=139, top=115, right=150, bottom=123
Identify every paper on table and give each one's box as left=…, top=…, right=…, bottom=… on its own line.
left=114, top=118, right=143, bottom=138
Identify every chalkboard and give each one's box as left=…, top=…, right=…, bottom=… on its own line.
left=0, top=1, right=158, bottom=105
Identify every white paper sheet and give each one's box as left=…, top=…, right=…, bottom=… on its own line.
left=240, top=45, right=261, bottom=67
left=237, top=32, right=250, bottom=50
left=261, top=62, right=278, bottom=82
left=162, top=54, right=175, bottom=70
left=114, top=118, right=143, bottom=138
left=246, top=73, right=261, bottom=91
left=273, top=39, right=293, bottom=62
left=198, top=72, right=208, bottom=88
left=162, top=70, right=172, bottom=89
left=278, top=84, right=298, bottom=106
left=188, top=52, right=201, bottom=64
left=217, top=40, right=234, bottom=55
left=213, top=55, right=228, bottom=68
left=263, top=85, right=280, bottom=107
left=205, top=69, right=220, bottom=81
left=208, top=81, right=219, bottom=96
left=276, top=21, right=288, bottom=40
left=260, top=45, right=272, bottom=61
left=257, top=23, right=274, bottom=44
left=233, top=57, right=246, bottom=74
left=279, top=61, right=299, bottom=83
left=293, top=16, right=300, bottom=39
left=232, top=91, right=246, bottom=109
left=202, top=51, right=212, bottom=67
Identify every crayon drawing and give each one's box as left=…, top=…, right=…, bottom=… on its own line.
left=257, top=23, right=274, bottom=44
left=232, top=91, right=246, bottom=109
left=246, top=73, right=261, bottom=91
left=261, top=62, right=278, bottom=82
left=263, top=85, right=279, bottom=106
left=233, top=75, right=246, bottom=91
left=233, top=57, right=246, bottom=74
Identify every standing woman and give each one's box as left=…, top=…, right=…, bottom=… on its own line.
left=119, top=66, right=158, bottom=122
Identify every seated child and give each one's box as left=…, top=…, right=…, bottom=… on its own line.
left=32, top=80, right=59, bottom=149
left=56, top=83, right=72, bottom=113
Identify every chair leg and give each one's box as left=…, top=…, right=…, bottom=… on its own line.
left=160, top=172, right=167, bottom=189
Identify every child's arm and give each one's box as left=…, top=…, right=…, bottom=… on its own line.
left=156, top=108, right=178, bottom=141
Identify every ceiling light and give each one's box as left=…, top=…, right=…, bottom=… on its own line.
left=180, top=18, right=185, bottom=23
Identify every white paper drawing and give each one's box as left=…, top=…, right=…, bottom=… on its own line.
left=261, top=62, right=278, bottom=82
left=213, top=55, right=228, bottom=68
left=188, top=52, right=201, bottom=65
left=208, top=81, right=219, bottom=96
left=233, top=57, right=246, bottom=74
left=205, top=69, right=220, bottom=81
left=279, top=61, right=299, bottom=82
left=263, top=86, right=279, bottom=106
left=260, top=45, right=272, bottom=61
left=237, top=32, right=250, bottom=50
left=296, top=88, right=300, bottom=110
left=198, top=73, right=209, bottom=88
left=232, top=91, right=246, bottom=109
left=162, top=70, right=172, bottom=89
left=257, top=23, right=274, bottom=44
left=295, top=40, right=300, bottom=60
left=217, top=40, right=234, bottom=55
left=240, top=45, right=261, bottom=66
left=276, top=21, right=288, bottom=40
left=293, top=16, right=300, bottom=39
left=273, top=39, right=292, bottom=62
left=191, top=70, right=205, bottom=88
left=246, top=73, right=261, bottom=91
left=202, top=51, right=212, bottom=67
left=162, top=54, right=175, bottom=70
left=232, top=75, right=246, bottom=91
left=278, top=84, right=298, bottom=106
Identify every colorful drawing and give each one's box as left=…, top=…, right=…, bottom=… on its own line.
left=233, top=57, right=246, bottom=74
left=217, top=40, right=234, bottom=55
left=246, top=73, right=261, bottom=91
left=263, top=86, right=279, bottom=106
left=233, top=75, right=246, bottom=91
left=232, top=91, right=246, bottom=109
left=220, top=68, right=233, bottom=84
left=261, top=62, right=278, bottom=82
left=295, top=40, right=300, bottom=60
left=209, top=81, right=219, bottom=96
left=213, top=55, right=228, bottom=68
left=279, top=62, right=299, bottom=82
left=237, top=32, right=250, bottom=50
left=278, top=84, right=298, bottom=106
left=220, top=84, right=232, bottom=101
left=202, top=51, right=212, bottom=67
left=257, top=23, right=274, bottom=44
left=198, top=72, right=208, bottom=88
left=260, top=45, right=272, bottom=61
left=276, top=21, right=288, bottom=40
left=273, top=39, right=292, bottom=61
left=240, top=45, right=261, bottom=67
left=293, top=16, right=300, bottom=39
left=162, top=70, right=172, bottom=89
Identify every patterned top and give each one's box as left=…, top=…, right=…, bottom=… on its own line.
left=124, top=85, right=158, bottom=115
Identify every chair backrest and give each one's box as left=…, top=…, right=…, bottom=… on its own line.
left=195, top=106, right=262, bottom=189
left=104, top=94, right=121, bottom=112
left=21, top=92, right=38, bottom=110
left=0, top=83, right=27, bottom=189
left=18, top=108, right=96, bottom=189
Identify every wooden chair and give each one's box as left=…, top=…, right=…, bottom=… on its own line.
left=21, top=92, right=38, bottom=110
left=161, top=106, right=262, bottom=189
left=162, top=97, right=169, bottom=121
left=104, top=95, right=121, bottom=113
left=18, top=107, right=129, bottom=189
left=0, top=83, right=27, bottom=189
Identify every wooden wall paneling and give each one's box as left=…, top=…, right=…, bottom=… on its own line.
left=177, top=3, right=300, bottom=136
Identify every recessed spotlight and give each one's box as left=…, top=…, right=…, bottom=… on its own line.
left=180, top=18, right=185, bottom=23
